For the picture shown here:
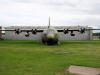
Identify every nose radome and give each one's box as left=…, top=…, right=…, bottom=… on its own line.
left=47, top=34, right=55, bottom=39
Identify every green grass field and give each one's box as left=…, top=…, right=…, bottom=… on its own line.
left=0, top=40, right=100, bottom=75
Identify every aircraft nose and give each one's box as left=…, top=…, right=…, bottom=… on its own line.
left=47, top=33, right=55, bottom=39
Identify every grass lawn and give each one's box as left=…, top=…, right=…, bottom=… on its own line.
left=0, top=40, right=100, bottom=75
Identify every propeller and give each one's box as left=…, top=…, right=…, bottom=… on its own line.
left=15, top=29, right=21, bottom=34
left=63, top=29, right=69, bottom=34
left=32, top=29, right=37, bottom=34
left=80, top=28, right=85, bottom=34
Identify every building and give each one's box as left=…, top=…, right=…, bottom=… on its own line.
left=0, top=26, right=2, bottom=39
left=4, top=26, right=93, bottom=40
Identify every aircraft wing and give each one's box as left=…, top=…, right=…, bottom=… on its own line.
left=57, top=29, right=79, bottom=32
left=0, top=29, right=43, bottom=32
left=19, top=29, right=43, bottom=32
left=0, top=29, right=44, bottom=37
left=57, top=28, right=100, bottom=36
left=86, top=29, right=100, bottom=30
left=0, top=29, right=16, bottom=31
left=57, top=29, right=80, bottom=36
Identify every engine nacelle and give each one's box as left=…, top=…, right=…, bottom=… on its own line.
left=25, top=31, right=30, bottom=37
left=63, top=29, right=69, bottom=34
left=70, top=31, right=75, bottom=36
left=32, top=29, right=37, bottom=34
left=70, top=33, right=75, bottom=36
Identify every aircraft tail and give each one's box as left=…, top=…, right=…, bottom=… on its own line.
left=48, top=17, right=50, bottom=28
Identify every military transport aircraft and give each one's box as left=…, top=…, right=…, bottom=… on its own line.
left=0, top=18, right=100, bottom=45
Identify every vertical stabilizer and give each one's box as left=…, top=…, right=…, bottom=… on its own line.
left=48, top=17, right=50, bottom=28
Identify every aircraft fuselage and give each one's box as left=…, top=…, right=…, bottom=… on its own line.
left=42, top=27, right=58, bottom=45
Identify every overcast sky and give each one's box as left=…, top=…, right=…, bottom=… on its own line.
left=0, top=0, right=100, bottom=28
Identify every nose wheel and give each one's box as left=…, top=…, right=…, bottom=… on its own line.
left=47, top=39, right=58, bottom=45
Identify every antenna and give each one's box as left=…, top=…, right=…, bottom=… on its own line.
left=48, top=17, right=50, bottom=28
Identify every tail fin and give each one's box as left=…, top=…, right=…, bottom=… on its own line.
left=48, top=17, right=50, bottom=28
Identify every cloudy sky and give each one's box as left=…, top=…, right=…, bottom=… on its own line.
left=0, top=0, right=100, bottom=28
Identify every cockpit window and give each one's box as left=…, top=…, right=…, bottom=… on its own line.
left=48, top=29, right=55, bottom=32
left=44, top=28, right=57, bottom=34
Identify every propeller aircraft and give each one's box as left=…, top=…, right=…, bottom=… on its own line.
left=0, top=18, right=100, bottom=45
